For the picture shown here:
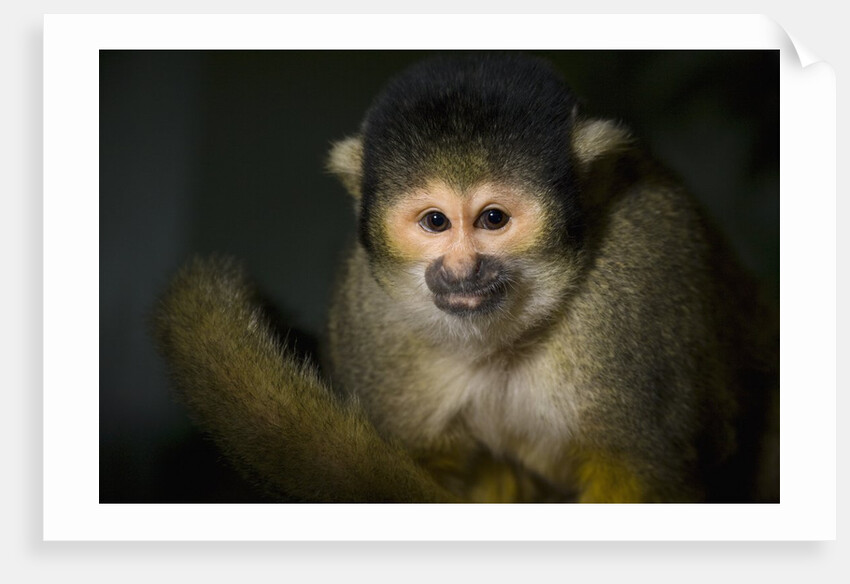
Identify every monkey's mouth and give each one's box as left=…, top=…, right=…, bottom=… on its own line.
left=432, top=283, right=507, bottom=316
left=425, top=255, right=511, bottom=317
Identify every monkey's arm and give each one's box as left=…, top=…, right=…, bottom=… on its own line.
left=153, top=257, right=457, bottom=502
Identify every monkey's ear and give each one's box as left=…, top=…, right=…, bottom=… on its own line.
left=327, top=135, right=364, bottom=200
left=571, top=118, right=632, bottom=171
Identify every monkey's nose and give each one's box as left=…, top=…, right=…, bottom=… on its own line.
left=438, top=257, right=480, bottom=287
left=428, top=256, right=479, bottom=292
left=425, top=255, right=509, bottom=316
left=425, top=254, right=504, bottom=296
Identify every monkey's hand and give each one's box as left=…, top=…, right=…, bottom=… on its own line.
left=153, top=257, right=456, bottom=502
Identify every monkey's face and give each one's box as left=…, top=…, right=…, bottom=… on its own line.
left=374, top=179, right=577, bottom=343
left=326, top=55, right=593, bottom=343
left=385, top=181, right=536, bottom=317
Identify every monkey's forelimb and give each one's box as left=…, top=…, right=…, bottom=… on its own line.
left=153, top=257, right=456, bottom=502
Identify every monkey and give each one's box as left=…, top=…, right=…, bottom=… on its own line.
left=154, top=53, right=779, bottom=503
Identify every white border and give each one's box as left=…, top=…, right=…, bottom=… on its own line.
left=44, top=13, right=836, bottom=541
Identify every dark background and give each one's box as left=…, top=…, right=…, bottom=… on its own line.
left=99, top=50, right=778, bottom=503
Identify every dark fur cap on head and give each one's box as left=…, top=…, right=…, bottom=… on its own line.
left=357, top=53, right=584, bottom=253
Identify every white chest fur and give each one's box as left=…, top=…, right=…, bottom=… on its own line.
left=414, top=345, right=580, bottom=473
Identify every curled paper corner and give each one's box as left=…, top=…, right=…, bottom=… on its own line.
left=786, top=33, right=823, bottom=68
left=763, top=15, right=826, bottom=69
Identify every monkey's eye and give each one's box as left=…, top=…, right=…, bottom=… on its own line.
left=476, top=208, right=510, bottom=230
left=419, top=211, right=451, bottom=233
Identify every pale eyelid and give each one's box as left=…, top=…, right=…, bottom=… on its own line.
left=415, top=208, right=445, bottom=222
left=476, top=202, right=510, bottom=214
